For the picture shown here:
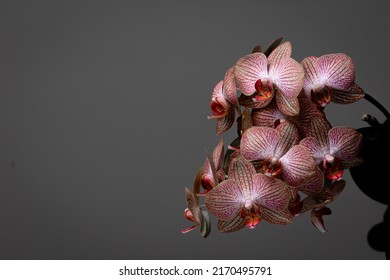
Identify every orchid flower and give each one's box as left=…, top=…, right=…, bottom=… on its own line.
left=300, top=179, right=346, bottom=232
left=208, top=67, right=238, bottom=135
left=205, top=156, right=291, bottom=232
left=252, top=94, right=324, bottom=138
left=201, top=139, right=225, bottom=193
left=300, top=116, right=363, bottom=180
left=240, top=122, right=316, bottom=186
left=288, top=167, right=325, bottom=216
left=181, top=187, right=211, bottom=238
left=234, top=42, right=304, bottom=116
left=302, top=53, right=365, bottom=108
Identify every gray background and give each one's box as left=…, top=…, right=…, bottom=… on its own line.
left=0, top=0, right=388, bottom=259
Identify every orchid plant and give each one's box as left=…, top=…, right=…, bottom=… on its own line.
left=181, top=38, right=366, bottom=237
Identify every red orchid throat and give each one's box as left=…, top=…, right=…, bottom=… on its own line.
left=209, top=98, right=228, bottom=118
left=240, top=206, right=262, bottom=229
left=323, top=156, right=343, bottom=180
left=311, top=86, right=331, bottom=107
left=261, top=157, right=282, bottom=177
left=254, top=79, right=274, bottom=101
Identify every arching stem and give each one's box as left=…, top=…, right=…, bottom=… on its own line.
left=364, top=93, right=390, bottom=121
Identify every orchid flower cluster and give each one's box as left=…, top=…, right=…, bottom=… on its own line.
left=182, top=39, right=364, bottom=237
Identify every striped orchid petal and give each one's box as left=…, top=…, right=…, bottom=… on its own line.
left=252, top=174, right=290, bottom=211
left=294, top=95, right=324, bottom=137
left=223, top=67, right=239, bottom=106
left=208, top=81, right=229, bottom=119
left=185, top=187, right=201, bottom=224
left=298, top=167, right=324, bottom=194
left=268, top=41, right=292, bottom=65
left=307, top=116, right=331, bottom=151
left=216, top=105, right=235, bottom=135
left=331, top=83, right=365, bottom=104
left=205, top=179, right=243, bottom=221
left=217, top=215, right=246, bottom=233
left=302, top=56, right=320, bottom=95
left=238, top=93, right=272, bottom=108
left=269, top=57, right=304, bottom=99
left=228, top=156, right=256, bottom=195
left=276, top=91, right=300, bottom=116
left=300, top=137, right=326, bottom=165
left=241, top=126, right=279, bottom=161
left=235, top=53, right=268, bottom=96
left=252, top=101, right=284, bottom=128
left=212, top=138, right=224, bottom=170
left=274, top=121, right=300, bottom=158
left=280, top=145, right=316, bottom=186
left=329, top=127, right=363, bottom=163
left=317, top=53, right=355, bottom=90
left=259, top=208, right=292, bottom=225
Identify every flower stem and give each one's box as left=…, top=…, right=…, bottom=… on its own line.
left=364, top=93, right=390, bottom=121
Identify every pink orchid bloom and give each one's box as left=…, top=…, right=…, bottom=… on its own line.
left=208, top=67, right=238, bottom=135
left=301, top=179, right=346, bottom=233
left=302, top=53, right=364, bottom=108
left=240, top=122, right=316, bottom=186
left=252, top=94, right=324, bottom=138
left=201, top=139, right=225, bottom=193
left=181, top=187, right=202, bottom=234
left=234, top=42, right=304, bottom=115
left=300, top=117, right=363, bottom=180
left=181, top=187, right=211, bottom=238
left=205, top=156, right=291, bottom=232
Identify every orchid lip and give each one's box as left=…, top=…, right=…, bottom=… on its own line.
left=253, top=79, right=274, bottom=102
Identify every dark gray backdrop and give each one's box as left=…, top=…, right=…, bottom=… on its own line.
left=0, top=0, right=388, bottom=259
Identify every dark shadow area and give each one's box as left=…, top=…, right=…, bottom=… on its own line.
left=350, top=107, right=390, bottom=259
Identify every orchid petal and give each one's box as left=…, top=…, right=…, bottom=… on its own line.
left=329, top=127, right=363, bottom=162
left=299, top=137, right=326, bottom=164
left=228, top=156, right=256, bottom=195
left=276, top=91, right=300, bottom=116
left=294, top=94, right=324, bottom=137
left=181, top=224, right=199, bottom=234
left=217, top=215, right=246, bottom=233
left=192, top=168, right=203, bottom=200
left=202, top=158, right=217, bottom=190
left=185, top=188, right=201, bottom=224
left=298, top=167, right=324, bottom=194
left=235, top=53, right=268, bottom=96
left=317, top=53, right=355, bottom=90
left=216, top=105, right=235, bottom=135
left=311, top=207, right=332, bottom=233
left=238, top=93, right=272, bottom=108
left=238, top=107, right=253, bottom=136
left=302, top=56, right=320, bottom=95
left=241, top=126, right=279, bottom=161
left=308, top=116, right=331, bottom=151
left=205, top=179, right=243, bottom=221
left=274, top=121, right=300, bottom=158
left=259, top=208, right=292, bottom=225
left=268, top=41, right=292, bottom=65
left=252, top=174, right=290, bottom=211
left=331, top=83, right=365, bottom=104
left=252, top=101, right=284, bottom=128
left=269, top=57, right=304, bottom=99
left=223, top=67, right=239, bottom=106
left=212, top=138, right=224, bottom=170
left=280, top=145, right=316, bottom=186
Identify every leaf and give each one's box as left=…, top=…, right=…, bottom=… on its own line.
left=199, top=206, right=211, bottom=238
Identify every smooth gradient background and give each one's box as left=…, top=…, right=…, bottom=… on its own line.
left=0, top=0, right=389, bottom=259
